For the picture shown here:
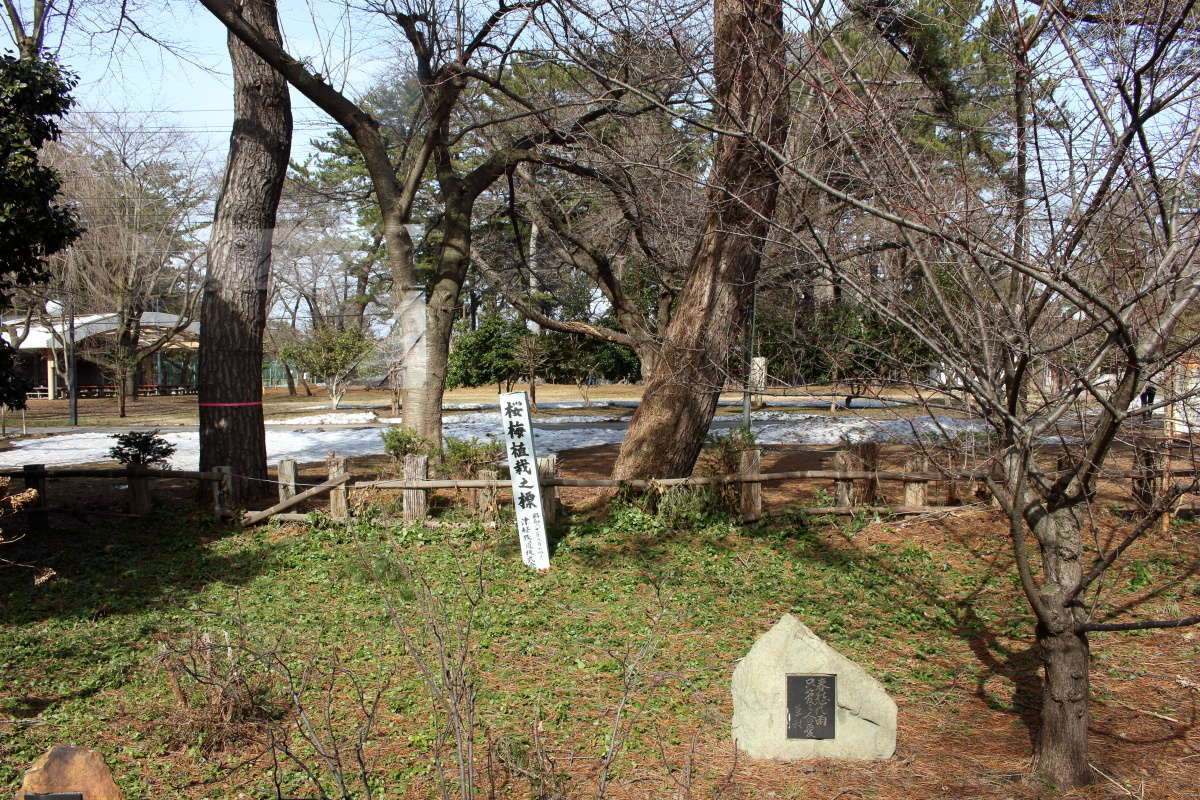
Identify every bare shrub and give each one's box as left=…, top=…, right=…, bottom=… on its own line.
left=161, top=627, right=390, bottom=799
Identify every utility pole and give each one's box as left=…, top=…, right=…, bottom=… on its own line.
left=66, top=293, right=78, bottom=426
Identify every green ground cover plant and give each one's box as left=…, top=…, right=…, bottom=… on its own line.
left=0, top=496, right=1194, bottom=798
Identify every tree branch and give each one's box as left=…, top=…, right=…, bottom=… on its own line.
left=470, top=247, right=643, bottom=350
left=1082, top=615, right=1200, bottom=633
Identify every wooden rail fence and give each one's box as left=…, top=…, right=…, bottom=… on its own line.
left=5, top=445, right=1185, bottom=530
left=237, top=445, right=1196, bottom=527
left=2, top=465, right=231, bottom=530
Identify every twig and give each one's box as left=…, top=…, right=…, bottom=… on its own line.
left=1110, top=699, right=1181, bottom=724
left=1090, top=763, right=1145, bottom=799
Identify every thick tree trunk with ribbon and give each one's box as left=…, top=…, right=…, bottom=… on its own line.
left=611, top=0, right=790, bottom=479
left=198, top=0, right=292, bottom=498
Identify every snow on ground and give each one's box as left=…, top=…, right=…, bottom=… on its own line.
left=392, top=397, right=909, bottom=411
left=0, top=410, right=981, bottom=470
left=749, top=414, right=984, bottom=445
left=298, top=403, right=388, bottom=411
left=266, top=412, right=379, bottom=426
left=608, top=398, right=909, bottom=409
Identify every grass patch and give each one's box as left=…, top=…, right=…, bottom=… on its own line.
left=0, top=497, right=1195, bottom=799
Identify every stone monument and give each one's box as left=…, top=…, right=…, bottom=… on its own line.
left=17, top=745, right=123, bottom=800
left=731, top=613, right=896, bottom=760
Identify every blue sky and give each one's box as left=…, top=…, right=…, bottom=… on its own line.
left=48, top=1, right=392, bottom=164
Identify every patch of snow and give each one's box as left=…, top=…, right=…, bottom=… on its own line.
left=530, top=415, right=628, bottom=425
left=382, top=412, right=624, bottom=427
left=747, top=414, right=986, bottom=446
left=443, top=400, right=621, bottom=410
left=0, top=410, right=985, bottom=471
left=720, top=397, right=908, bottom=409
left=266, top=412, right=378, bottom=426
left=297, top=403, right=389, bottom=411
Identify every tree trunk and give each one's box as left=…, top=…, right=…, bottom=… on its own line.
left=118, top=325, right=140, bottom=402
left=283, top=361, right=296, bottom=395
left=117, top=368, right=128, bottom=418
left=612, top=0, right=789, bottom=479
left=179, top=354, right=194, bottom=388
left=636, top=344, right=659, bottom=385
left=405, top=191, right=473, bottom=446
left=198, top=0, right=292, bottom=500
left=1034, top=623, right=1092, bottom=790
left=1030, top=505, right=1093, bottom=790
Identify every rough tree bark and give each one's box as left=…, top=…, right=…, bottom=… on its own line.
left=283, top=361, right=296, bottom=395
left=198, top=0, right=292, bottom=498
left=1024, top=502, right=1093, bottom=789
left=611, top=0, right=790, bottom=479
left=409, top=182, right=477, bottom=446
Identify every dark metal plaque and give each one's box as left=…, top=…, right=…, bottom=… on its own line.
left=24, top=794, right=85, bottom=800
left=786, top=674, right=836, bottom=740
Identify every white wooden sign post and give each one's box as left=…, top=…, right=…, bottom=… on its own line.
left=499, top=392, right=551, bottom=570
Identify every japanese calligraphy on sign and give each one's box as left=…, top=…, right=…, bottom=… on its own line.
left=499, top=392, right=551, bottom=570
left=785, top=674, right=836, bottom=740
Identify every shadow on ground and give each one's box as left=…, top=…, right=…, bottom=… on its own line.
left=0, top=498, right=274, bottom=724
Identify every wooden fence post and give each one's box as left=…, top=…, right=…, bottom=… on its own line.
left=278, top=459, right=297, bottom=503
left=903, top=456, right=928, bottom=508
left=22, top=464, right=47, bottom=533
left=128, top=464, right=152, bottom=515
left=833, top=450, right=855, bottom=509
left=740, top=448, right=762, bottom=522
left=213, top=466, right=232, bottom=518
left=851, top=442, right=881, bottom=505
left=403, top=454, right=428, bottom=521
left=475, top=469, right=498, bottom=516
left=327, top=453, right=349, bottom=520
left=537, top=454, right=559, bottom=526
left=945, top=476, right=961, bottom=506
left=1160, top=440, right=1175, bottom=533
left=1131, top=440, right=1160, bottom=510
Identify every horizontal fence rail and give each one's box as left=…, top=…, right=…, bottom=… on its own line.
left=0, top=467, right=223, bottom=480
left=6, top=463, right=231, bottom=528
left=239, top=445, right=1196, bottom=527
left=7, top=441, right=1192, bottom=530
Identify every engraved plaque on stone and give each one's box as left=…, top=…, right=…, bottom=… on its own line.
left=786, top=674, right=836, bottom=740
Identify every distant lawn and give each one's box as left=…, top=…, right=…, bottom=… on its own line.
left=1, top=497, right=1195, bottom=799
left=3, top=384, right=651, bottom=430
left=2, top=381, right=931, bottom=431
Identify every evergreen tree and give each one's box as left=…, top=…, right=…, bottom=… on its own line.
left=0, top=52, right=80, bottom=408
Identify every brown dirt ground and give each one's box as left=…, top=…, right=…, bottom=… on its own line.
left=0, top=383, right=654, bottom=430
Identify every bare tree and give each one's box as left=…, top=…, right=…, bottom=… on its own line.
left=2, top=0, right=54, bottom=57
left=269, top=195, right=383, bottom=335
left=470, top=140, right=704, bottom=383
left=32, top=118, right=208, bottom=415
left=766, top=0, right=1200, bottom=789
left=198, top=0, right=667, bottom=446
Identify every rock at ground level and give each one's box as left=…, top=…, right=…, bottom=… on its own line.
left=17, top=745, right=123, bottom=800
left=732, top=613, right=896, bottom=760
